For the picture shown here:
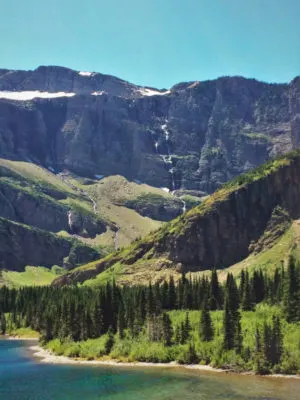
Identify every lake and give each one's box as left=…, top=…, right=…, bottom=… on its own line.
left=0, top=340, right=299, bottom=400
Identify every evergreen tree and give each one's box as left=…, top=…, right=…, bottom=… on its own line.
left=241, top=270, right=254, bottom=311
left=184, top=312, right=191, bottom=338
left=174, top=324, right=181, bottom=344
left=223, top=296, right=234, bottom=350
left=270, top=316, right=283, bottom=366
left=199, top=301, right=213, bottom=341
left=0, top=312, right=6, bottom=335
left=168, top=276, right=176, bottom=310
left=210, top=269, right=222, bottom=310
left=92, top=303, right=103, bottom=338
left=223, top=274, right=242, bottom=352
left=252, top=269, right=265, bottom=304
left=117, top=301, right=125, bottom=339
left=105, top=328, right=115, bottom=355
left=146, top=283, right=156, bottom=317
left=284, top=256, right=300, bottom=322
left=183, top=343, right=199, bottom=364
left=162, top=313, right=173, bottom=346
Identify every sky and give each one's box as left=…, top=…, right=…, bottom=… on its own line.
left=0, top=0, right=299, bottom=88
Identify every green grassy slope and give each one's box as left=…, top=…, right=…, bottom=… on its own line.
left=53, top=150, right=300, bottom=287
left=1, top=266, right=64, bottom=287
left=64, top=174, right=194, bottom=248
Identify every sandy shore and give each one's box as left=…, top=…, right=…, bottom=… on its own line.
left=29, top=345, right=300, bottom=379
left=8, top=336, right=39, bottom=341
left=30, top=345, right=223, bottom=371
left=0, top=335, right=39, bottom=341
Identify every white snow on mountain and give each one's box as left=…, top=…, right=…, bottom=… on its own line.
left=91, top=91, right=105, bottom=96
left=78, top=71, right=94, bottom=77
left=0, top=91, right=76, bottom=100
left=138, top=88, right=171, bottom=97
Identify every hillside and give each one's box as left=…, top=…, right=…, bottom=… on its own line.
left=0, top=157, right=192, bottom=274
left=53, top=150, right=300, bottom=286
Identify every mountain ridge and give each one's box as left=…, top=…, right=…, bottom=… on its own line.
left=1, top=65, right=299, bottom=194
left=52, top=150, right=300, bottom=286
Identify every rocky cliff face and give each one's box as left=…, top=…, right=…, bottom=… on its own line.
left=52, top=151, right=300, bottom=286
left=0, top=166, right=106, bottom=237
left=0, top=217, right=101, bottom=271
left=0, top=66, right=299, bottom=194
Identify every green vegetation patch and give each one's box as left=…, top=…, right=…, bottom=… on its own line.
left=2, top=266, right=65, bottom=288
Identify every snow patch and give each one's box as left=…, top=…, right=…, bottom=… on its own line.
left=48, top=167, right=55, bottom=173
left=94, top=174, right=104, bottom=180
left=91, top=91, right=105, bottom=96
left=161, top=187, right=170, bottom=193
left=138, top=88, right=171, bottom=97
left=79, top=71, right=94, bottom=77
left=0, top=91, right=76, bottom=100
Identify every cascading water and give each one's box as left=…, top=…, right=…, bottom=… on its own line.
left=67, top=210, right=72, bottom=230
left=149, top=119, right=187, bottom=214
left=160, top=120, right=176, bottom=191
left=181, top=198, right=186, bottom=213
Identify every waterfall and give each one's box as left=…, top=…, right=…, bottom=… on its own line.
left=160, top=120, right=176, bottom=191
left=181, top=198, right=186, bottom=213
left=67, top=210, right=73, bottom=231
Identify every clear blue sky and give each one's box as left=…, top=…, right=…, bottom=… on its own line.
left=0, top=0, right=299, bottom=88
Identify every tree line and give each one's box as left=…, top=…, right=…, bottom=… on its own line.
left=0, top=255, right=299, bottom=370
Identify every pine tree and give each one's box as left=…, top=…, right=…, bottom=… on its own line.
left=199, top=301, right=213, bottom=341
left=254, top=326, right=265, bottom=373
left=252, top=269, right=265, bottom=304
left=146, top=283, right=156, bottom=317
left=241, top=270, right=254, bottom=311
left=223, top=274, right=242, bottom=352
left=210, top=269, right=222, bottom=310
left=0, top=312, right=6, bottom=335
left=162, top=313, right=173, bottom=346
left=105, top=328, right=115, bottom=355
left=92, top=303, right=103, bottom=338
left=117, top=301, right=125, bottom=339
left=263, top=321, right=272, bottom=367
left=234, top=317, right=242, bottom=354
left=180, top=321, right=187, bottom=344
left=168, top=276, right=176, bottom=310
left=184, top=312, right=191, bottom=338
left=284, top=256, right=300, bottom=322
left=223, top=296, right=234, bottom=350
left=184, top=343, right=199, bottom=364
left=174, top=324, right=181, bottom=344
left=270, top=316, right=283, bottom=366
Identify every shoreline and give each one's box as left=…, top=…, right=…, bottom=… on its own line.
left=29, top=345, right=300, bottom=379
left=0, top=335, right=39, bottom=341
left=8, top=336, right=39, bottom=341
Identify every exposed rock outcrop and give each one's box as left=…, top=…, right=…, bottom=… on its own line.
left=52, top=151, right=300, bottom=285
left=0, top=66, right=299, bottom=194
left=0, top=217, right=101, bottom=271
left=0, top=178, right=106, bottom=237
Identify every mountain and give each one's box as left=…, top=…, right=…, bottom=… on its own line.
left=53, top=150, right=300, bottom=286
left=1, top=66, right=300, bottom=278
left=1, top=66, right=300, bottom=195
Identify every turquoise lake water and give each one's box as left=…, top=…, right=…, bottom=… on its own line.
left=0, top=340, right=299, bottom=400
